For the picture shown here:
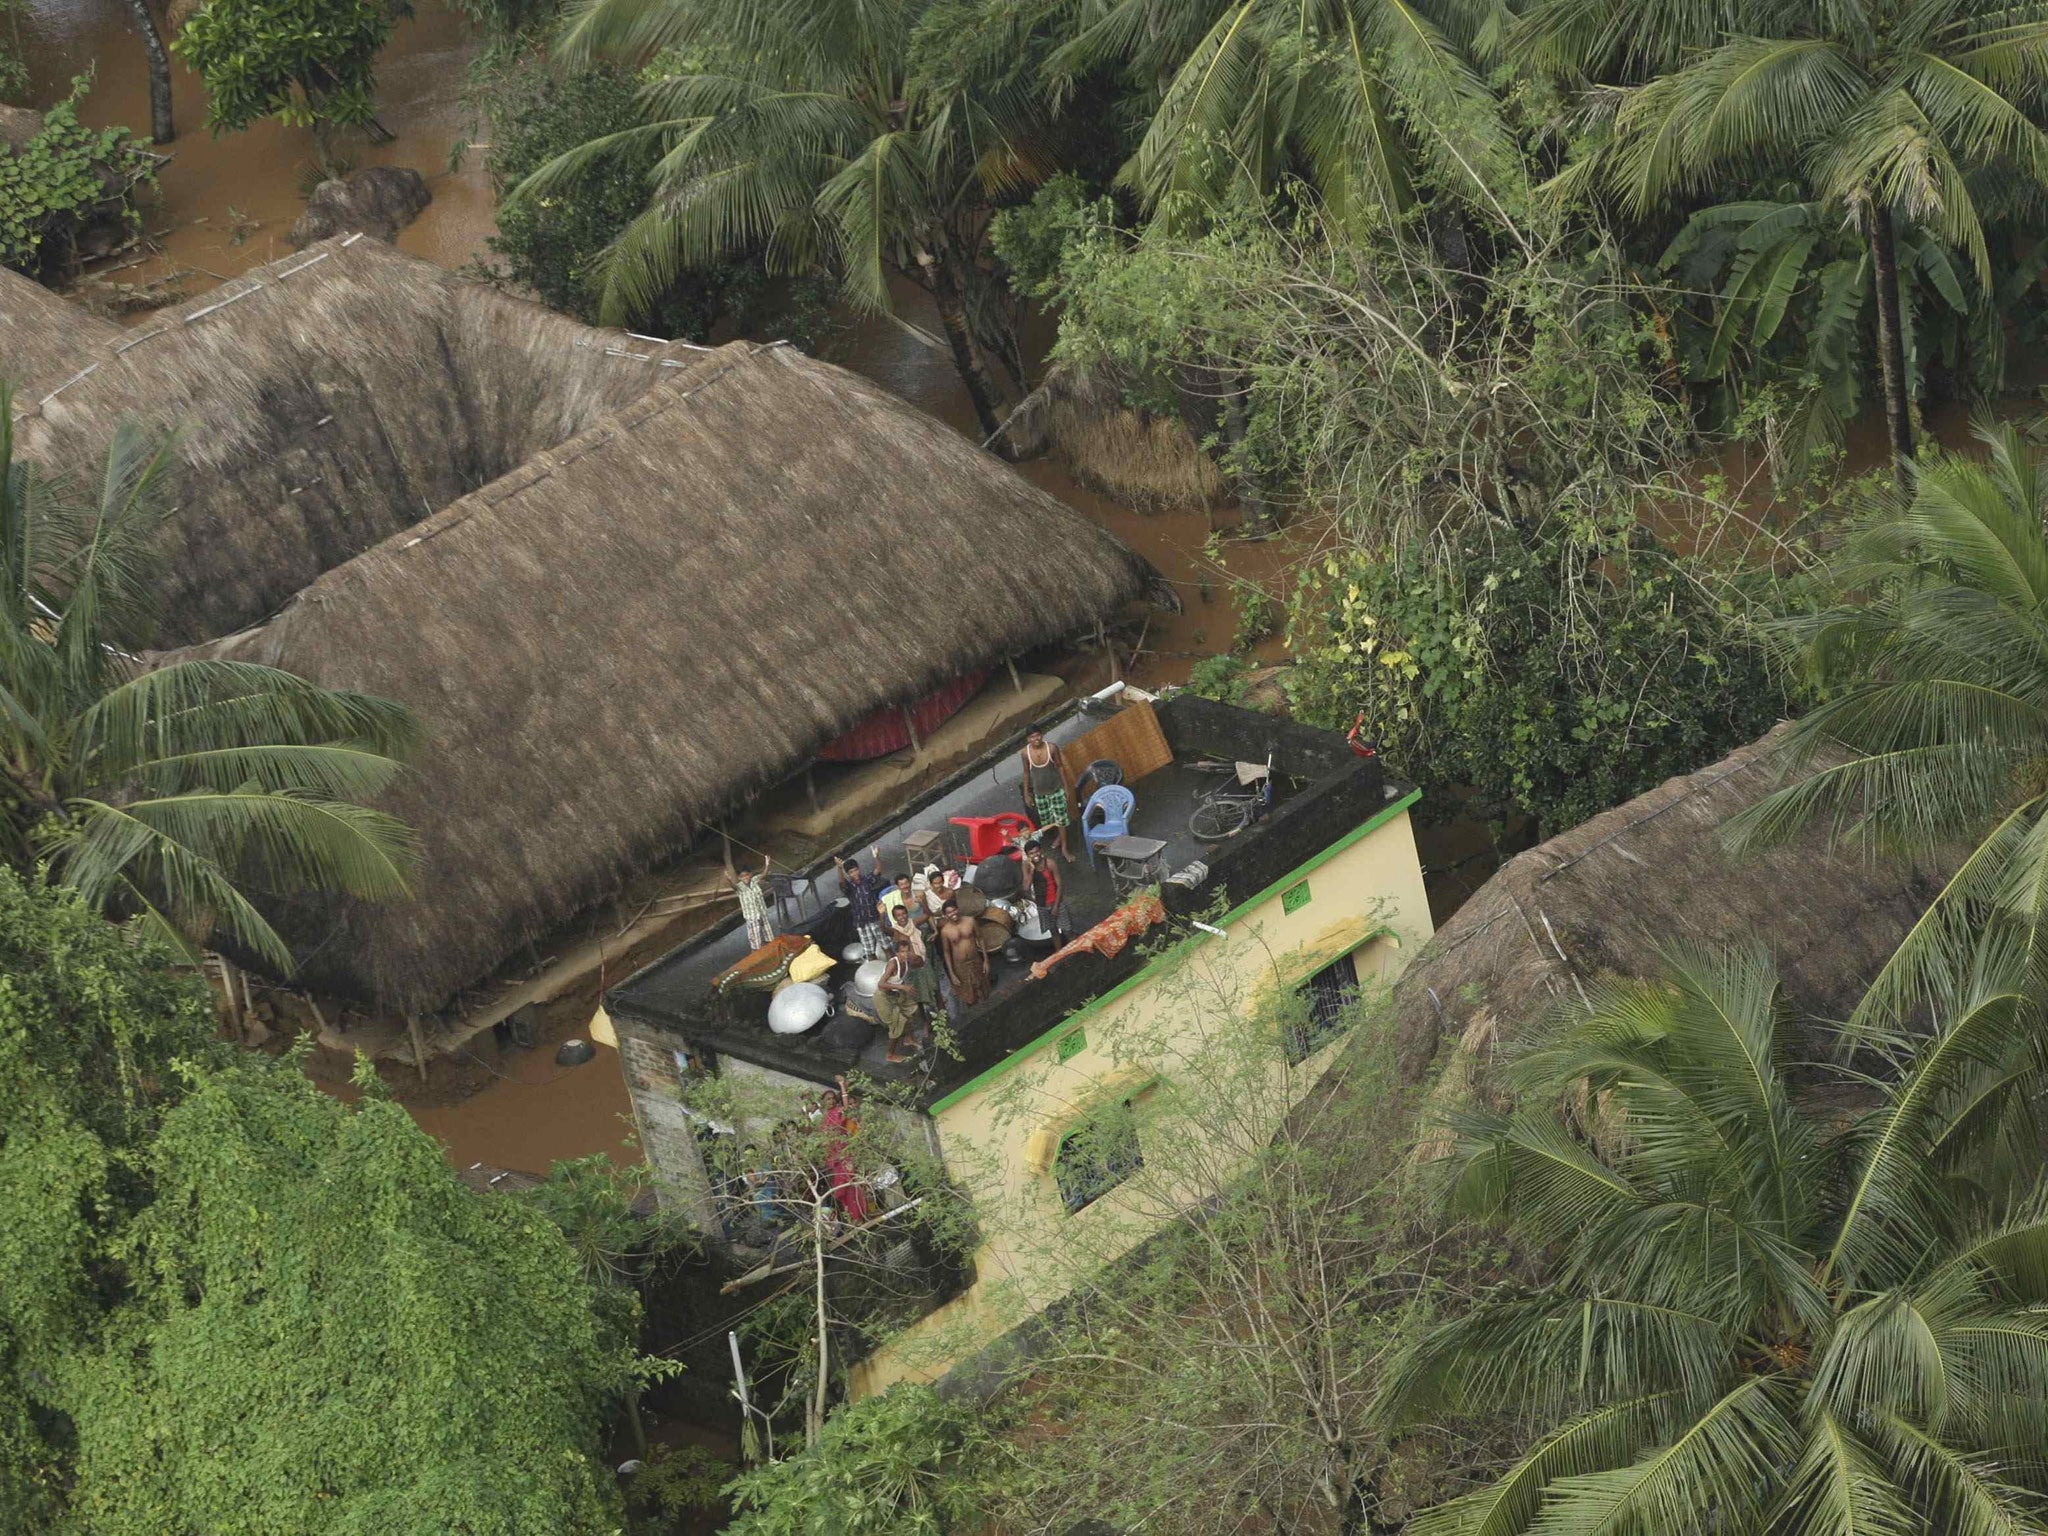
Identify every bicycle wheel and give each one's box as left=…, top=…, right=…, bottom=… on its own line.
left=1189, top=797, right=1254, bottom=841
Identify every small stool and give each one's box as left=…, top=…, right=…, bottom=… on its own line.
left=903, top=829, right=946, bottom=878
left=1103, top=834, right=1168, bottom=899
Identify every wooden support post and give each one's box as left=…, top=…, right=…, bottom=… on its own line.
left=805, top=764, right=822, bottom=816
left=406, top=1013, right=428, bottom=1084
left=720, top=824, right=735, bottom=879
left=902, top=704, right=924, bottom=754
left=1005, top=655, right=1022, bottom=694
left=1098, top=620, right=1120, bottom=682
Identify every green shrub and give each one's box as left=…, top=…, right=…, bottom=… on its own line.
left=0, top=79, right=156, bottom=278
left=1186, top=652, right=1253, bottom=705
left=724, top=1386, right=990, bottom=1535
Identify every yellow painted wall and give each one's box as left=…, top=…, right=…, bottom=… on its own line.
left=852, top=802, right=1431, bottom=1396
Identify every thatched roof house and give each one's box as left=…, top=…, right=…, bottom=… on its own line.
left=1380, top=724, right=1944, bottom=1086
left=4, top=237, right=707, bottom=645
left=175, top=336, right=1160, bottom=1016
left=1, top=265, right=122, bottom=395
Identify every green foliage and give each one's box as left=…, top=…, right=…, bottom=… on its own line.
left=1047, top=0, right=1521, bottom=232
left=1288, top=519, right=1782, bottom=835
left=625, top=1442, right=730, bottom=1534
left=174, top=0, right=409, bottom=133
left=0, top=869, right=218, bottom=1532
left=0, top=381, right=420, bottom=970
left=478, top=60, right=829, bottom=341
left=1533, top=0, right=2048, bottom=467
left=1230, top=580, right=1277, bottom=649
left=1025, top=198, right=1783, bottom=834
left=0, top=80, right=157, bottom=278
left=1393, top=938, right=2048, bottom=1534
left=63, top=1063, right=633, bottom=1534
left=987, top=172, right=1102, bottom=299
left=1185, top=651, right=1252, bottom=705
left=1728, top=419, right=2048, bottom=1035
left=0, top=0, right=30, bottom=104
left=723, top=1385, right=990, bottom=1535
left=515, top=0, right=1052, bottom=432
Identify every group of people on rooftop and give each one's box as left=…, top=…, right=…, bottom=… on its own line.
left=726, top=728, right=1082, bottom=1064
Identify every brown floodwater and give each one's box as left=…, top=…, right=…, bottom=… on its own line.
left=19, top=0, right=1865, bottom=1174
left=15, top=0, right=495, bottom=297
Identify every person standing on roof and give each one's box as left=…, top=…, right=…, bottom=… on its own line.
left=728, top=851, right=776, bottom=950
left=1019, top=728, right=1074, bottom=863
left=840, top=845, right=888, bottom=959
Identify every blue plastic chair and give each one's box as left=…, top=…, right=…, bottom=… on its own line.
left=1081, top=784, right=1135, bottom=869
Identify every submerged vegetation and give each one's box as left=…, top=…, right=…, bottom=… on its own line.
left=16, top=0, right=2048, bottom=1525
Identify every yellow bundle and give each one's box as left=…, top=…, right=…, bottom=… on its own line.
left=786, top=944, right=835, bottom=984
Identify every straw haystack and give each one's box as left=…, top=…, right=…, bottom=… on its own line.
left=173, top=339, right=1161, bottom=1017
left=1379, top=724, right=1944, bottom=1087
left=5, top=237, right=707, bottom=645
left=997, top=361, right=1232, bottom=512
left=1, top=265, right=122, bottom=395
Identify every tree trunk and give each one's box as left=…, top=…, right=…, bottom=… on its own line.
left=809, top=1199, right=829, bottom=1449
left=122, top=0, right=175, bottom=145
left=1221, top=376, right=1274, bottom=536
left=917, top=248, right=1007, bottom=447
left=1866, top=202, right=1913, bottom=489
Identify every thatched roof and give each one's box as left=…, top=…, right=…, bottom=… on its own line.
left=1382, top=724, right=1945, bottom=1085
left=0, top=266, right=122, bottom=395
left=6, top=237, right=704, bottom=646
left=174, top=339, right=1159, bottom=1017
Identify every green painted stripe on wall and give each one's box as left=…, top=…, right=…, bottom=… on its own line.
left=927, top=787, right=1423, bottom=1113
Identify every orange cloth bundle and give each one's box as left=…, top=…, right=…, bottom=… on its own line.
left=1029, top=889, right=1169, bottom=981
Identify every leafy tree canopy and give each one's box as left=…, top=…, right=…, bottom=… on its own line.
left=0, top=871, right=637, bottom=1534
left=723, top=1385, right=992, bottom=1536
left=174, top=0, right=409, bottom=133
left=63, top=1062, right=634, bottom=1535
left=0, top=868, right=219, bottom=1530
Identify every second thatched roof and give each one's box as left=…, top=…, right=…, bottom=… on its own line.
left=1377, top=724, right=1946, bottom=1087
left=177, top=339, right=1162, bottom=1017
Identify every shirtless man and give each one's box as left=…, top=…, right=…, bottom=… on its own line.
left=937, top=897, right=991, bottom=1009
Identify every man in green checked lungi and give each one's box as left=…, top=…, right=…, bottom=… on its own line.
left=1019, top=727, right=1075, bottom=863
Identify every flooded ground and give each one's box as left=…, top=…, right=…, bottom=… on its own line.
left=15, top=0, right=494, bottom=299
left=19, top=0, right=1967, bottom=1173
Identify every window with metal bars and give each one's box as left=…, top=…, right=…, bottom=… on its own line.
left=1288, top=951, right=1361, bottom=1063
left=1054, top=1103, right=1143, bottom=1213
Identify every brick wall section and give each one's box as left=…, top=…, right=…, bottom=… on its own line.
left=613, top=1015, right=724, bottom=1242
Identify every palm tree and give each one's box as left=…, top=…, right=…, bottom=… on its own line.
left=1727, top=420, right=2048, bottom=1035
left=511, top=0, right=1050, bottom=440
left=1046, top=0, right=1516, bottom=235
left=0, top=382, right=418, bottom=971
left=1388, top=940, right=2048, bottom=1534
left=1525, top=0, right=2048, bottom=483
left=1658, top=198, right=1991, bottom=460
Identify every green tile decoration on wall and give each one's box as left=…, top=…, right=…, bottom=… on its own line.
left=1281, top=880, right=1312, bottom=914
left=1057, top=1027, right=1086, bottom=1062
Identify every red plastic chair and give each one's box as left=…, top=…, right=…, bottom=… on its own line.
left=951, top=812, right=1037, bottom=862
